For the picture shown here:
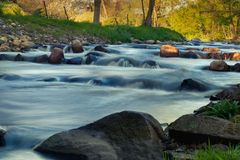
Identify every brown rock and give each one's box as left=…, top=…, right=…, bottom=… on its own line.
left=71, top=40, right=84, bottom=53
left=168, top=114, right=240, bottom=145
left=206, top=52, right=223, bottom=60
left=160, top=45, right=179, bottom=57
left=209, top=61, right=230, bottom=71
left=35, top=111, right=166, bottom=160
left=48, top=48, right=64, bottom=64
left=202, top=47, right=220, bottom=53
left=223, top=52, right=240, bottom=61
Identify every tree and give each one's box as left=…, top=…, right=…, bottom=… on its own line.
left=143, top=0, right=155, bottom=27
left=93, top=0, right=101, bottom=24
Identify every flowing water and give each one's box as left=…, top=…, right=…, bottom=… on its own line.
left=0, top=42, right=239, bottom=159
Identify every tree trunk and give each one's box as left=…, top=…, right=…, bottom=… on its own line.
left=93, top=0, right=101, bottom=24
left=143, top=0, right=155, bottom=27
left=235, top=16, right=240, bottom=40
left=102, top=0, right=108, bottom=18
left=141, top=0, right=145, bottom=25
left=230, top=18, right=237, bottom=40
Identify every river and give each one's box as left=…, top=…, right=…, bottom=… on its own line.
left=0, top=42, right=239, bottom=159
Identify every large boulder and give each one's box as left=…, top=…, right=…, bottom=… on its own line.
left=71, top=40, right=84, bottom=53
left=179, top=79, right=208, bottom=92
left=160, top=45, right=179, bottom=57
left=210, top=85, right=240, bottom=102
left=35, top=111, right=166, bottom=160
left=0, top=128, right=6, bottom=146
left=48, top=48, right=64, bottom=64
left=209, top=60, right=230, bottom=71
left=168, top=114, right=240, bottom=145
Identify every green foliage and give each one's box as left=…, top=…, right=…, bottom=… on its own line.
left=195, top=145, right=240, bottom=160
left=0, top=14, right=184, bottom=43
left=0, top=2, right=26, bottom=15
left=205, top=100, right=240, bottom=120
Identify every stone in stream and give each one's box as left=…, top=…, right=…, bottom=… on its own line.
left=34, top=111, right=167, bottom=160
left=34, top=54, right=49, bottom=63
left=71, top=40, right=84, bottom=53
left=179, top=79, right=208, bottom=92
left=48, top=48, right=64, bottom=64
left=94, top=45, right=109, bottom=53
left=231, top=63, right=240, bottom=72
left=223, top=52, right=240, bottom=61
left=160, top=45, right=179, bottom=57
left=206, top=52, right=223, bottom=60
left=0, top=128, right=6, bottom=146
left=168, top=114, right=240, bottom=145
left=209, top=60, right=230, bottom=71
left=180, top=51, right=201, bottom=59
left=66, top=57, right=82, bottom=65
left=14, top=54, right=24, bottom=61
left=202, top=47, right=220, bottom=53
left=210, top=85, right=240, bottom=102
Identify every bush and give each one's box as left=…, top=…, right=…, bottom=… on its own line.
left=205, top=100, right=240, bottom=120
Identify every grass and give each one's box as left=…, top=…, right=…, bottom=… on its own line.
left=0, top=2, right=184, bottom=43
left=195, top=145, right=240, bottom=160
left=205, top=100, right=240, bottom=120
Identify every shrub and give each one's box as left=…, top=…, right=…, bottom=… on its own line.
left=205, top=100, right=240, bottom=120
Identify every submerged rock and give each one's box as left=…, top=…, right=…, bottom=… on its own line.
left=168, top=114, right=240, bottom=145
left=71, top=40, right=84, bottom=53
left=180, top=51, right=201, bottom=59
left=48, top=48, right=64, bottom=64
left=94, top=45, right=109, bottom=53
left=0, top=128, right=6, bottom=146
left=160, top=45, right=179, bottom=57
left=35, top=111, right=166, bottom=160
left=209, top=60, right=230, bottom=71
left=14, top=54, right=24, bottom=61
left=180, top=79, right=208, bottom=92
left=34, top=54, right=49, bottom=63
left=66, top=57, right=82, bottom=65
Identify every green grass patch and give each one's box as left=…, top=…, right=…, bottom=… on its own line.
left=205, top=100, right=240, bottom=120
left=0, top=2, right=184, bottom=43
left=195, top=145, right=240, bottom=160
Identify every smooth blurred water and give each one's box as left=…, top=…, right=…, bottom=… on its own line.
left=0, top=43, right=239, bottom=159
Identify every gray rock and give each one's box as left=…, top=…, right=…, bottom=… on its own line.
left=35, top=111, right=166, bottom=160
left=168, top=114, right=240, bottom=145
left=210, top=86, right=240, bottom=102
left=180, top=79, right=209, bottom=92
